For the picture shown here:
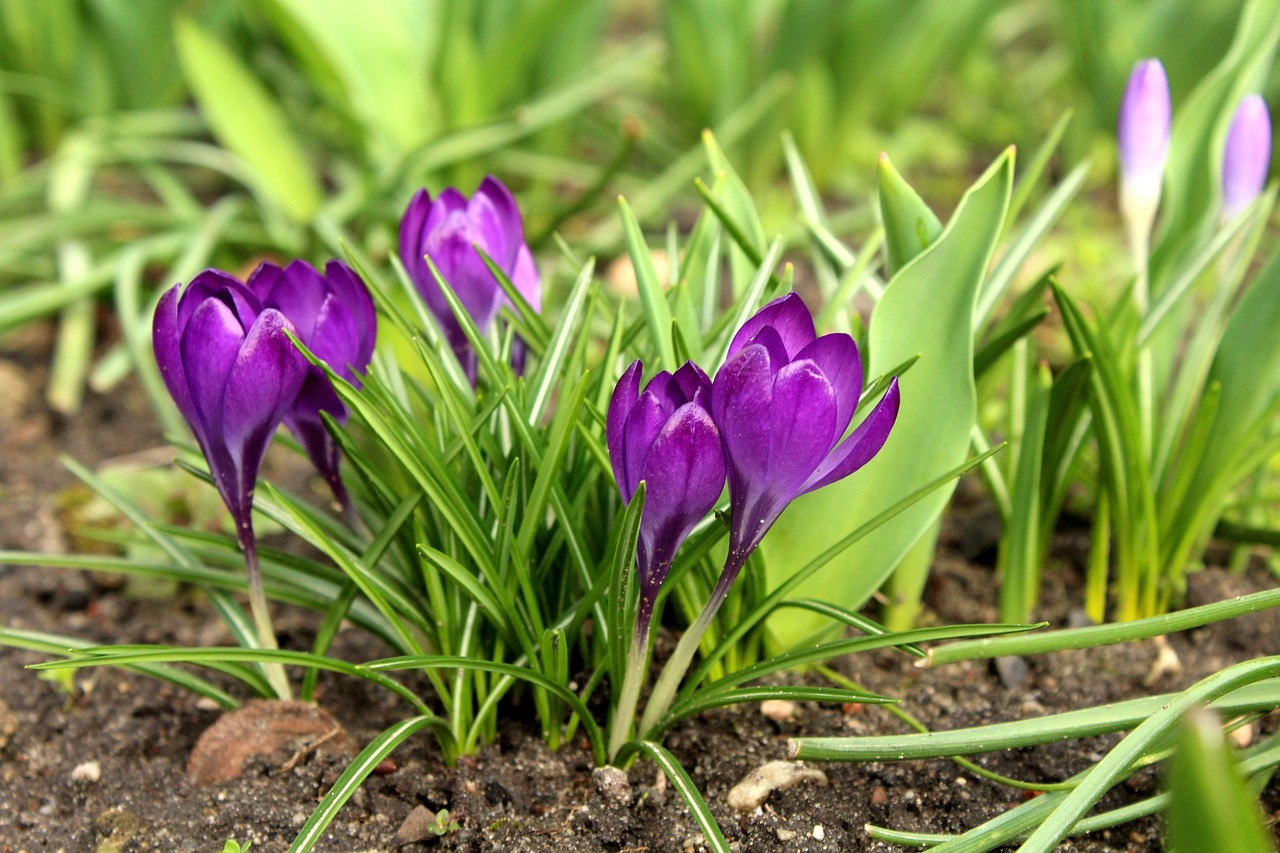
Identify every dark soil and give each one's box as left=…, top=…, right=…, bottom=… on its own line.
left=3, top=325, right=1280, bottom=852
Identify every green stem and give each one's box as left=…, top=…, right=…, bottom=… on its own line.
left=240, top=528, right=292, bottom=701
left=608, top=626, right=649, bottom=763
left=638, top=554, right=742, bottom=737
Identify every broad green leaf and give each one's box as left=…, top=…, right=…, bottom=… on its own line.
left=1175, top=247, right=1280, bottom=548
left=702, top=129, right=766, bottom=296
left=760, top=149, right=1014, bottom=647
left=877, top=152, right=942, bottom=277
left=266, top=0, right=439, bottom=160
left=1166, top=709, right=1276, bottom=853
left=173, top=16, right=321, bottom=223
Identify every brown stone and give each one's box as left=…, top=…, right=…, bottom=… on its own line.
left=187, top=700, right=352, bottom=785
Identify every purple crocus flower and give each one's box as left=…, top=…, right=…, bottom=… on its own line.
left=246, top=259, right=376, bottom=512
left=1117, top=59, right=1171, bottom=239
left=1222, top=94, right=1272, bottom=220
left=607, top=359, right=726, bottom=634
left=153, top=270, right=307, bottom=548
left=399, top=176, right=540, bottom=382
left=712, top=293, right=900, bottom=594
left=635, top=293, right=901, bottom=740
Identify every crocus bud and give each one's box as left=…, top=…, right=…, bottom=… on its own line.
left=1222, top=94, right=1271, bottom=220
left=246, top=259, right=377, bottom=508
left=1117, top=59, right=1171, bottom=238
left=153, top=270, right=307, bottom=545
left=399, top=176, right=540, bottom=382
left=607, top=359, right=726, bottom=629
left=712, top=293, right=899, bottom=580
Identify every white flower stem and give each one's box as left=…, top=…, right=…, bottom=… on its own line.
left=240, top=527, right=292, bottom=701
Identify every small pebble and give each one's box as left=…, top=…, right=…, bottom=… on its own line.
left=993, top=655, right=1029, bottom=688
left=812, top=824, right=825, bottom=841
left=776, top=828, right=797, bottom=841
left=870, top=786, right=888, bottom=806
left=727, top=761, right=828, bottom=813
left=1231, top=722, right=1255, bottom=748
left=71, top=761, right=101, bottom=784
left=592, top=765, right=633, bottom=805
left=760, top=699, right=797, bottom=722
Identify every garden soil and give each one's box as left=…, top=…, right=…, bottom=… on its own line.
left=3, top=325, right=1279, bottom=852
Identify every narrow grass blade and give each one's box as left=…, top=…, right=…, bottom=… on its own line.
left=614, top=741, right=731, bottom=853
left=289, top=715, right=451, bottom=853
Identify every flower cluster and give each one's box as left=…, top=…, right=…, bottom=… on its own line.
left=400, top=176, right=541, bottom=382
left=1117, top=58, right=1272, bottom=233
left=605, top=293, right=900, bottom=748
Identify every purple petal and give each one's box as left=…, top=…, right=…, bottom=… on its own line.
left=323, top=260, right=377, bottom=365
left=399, top=188, right=433, bottom=285
left=260, top=260, right=329, bottom=342
left=153, top=285, right=199, bottom=430
left=179, top=296, right=246, bottom=444
left=1118, top=59, right=1170, bottom=183
left=221, top=309, right=305, bottom=494
left=284, top=406, right=342, bottom=491
left=802, top=378, right=901, bottom=494
left=307, top=294, right=363, bottom=383
left=637, top=402, right=726, bottom=586
left=724, top=293, right=816, bottom=361
left=764, top=360, right=838, bottom=503
left=1223, top=94, right=1272, bottom=219
left=179, top=269, right=260, bottom=331
left=607, top=360, right=644, bottom=495
left=425, top=215, right=503, bottom=335
left=469, top=176, right=524, bottom=269
left=671, top=361, right=713, bottom=405
left=739, top=325, right=790, bottom=374
left=619, top=390, right=670, bottom=501
left=794, top=333, right=863, bottom=433
left=712, top=344, right=775, bottom=498
left=510, top=244, right=541, bottom=312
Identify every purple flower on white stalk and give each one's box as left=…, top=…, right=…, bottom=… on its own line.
left=1117, top=59, right=1171, bottom=231
left=153, top=271, right=307, bottom=547
left=607, top=360, right=726, bottom=632
left=633, top=294, right=902, bottom=741
left=246, top=259, right=376, bottom=510
left=712, top=293, right=900, bottom=577
left=399, top=176, right=540, bottom=382
left=1222, top=94, right=1272, bottom=220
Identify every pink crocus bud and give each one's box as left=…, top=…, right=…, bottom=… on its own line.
left=1117, top=59, right=1171, bottom=245
left=1222, top=94, right=1271, bottom=220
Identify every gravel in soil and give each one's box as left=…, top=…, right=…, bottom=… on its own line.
left=3, top=333, right=1280, bottom=851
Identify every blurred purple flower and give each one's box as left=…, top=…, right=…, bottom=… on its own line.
left=1117, top=59, right=1171, bottom=235
left=153, top=270, right=307, bottom=548
left=1222, top=94, right=1272, bottom=220
left=246, top=259, right=376, bottom=510
left=712, top=293, right=900, bottom=584
left=399, top=176, right=540, bottom=382
left=608, top=359, right=726, bottom=633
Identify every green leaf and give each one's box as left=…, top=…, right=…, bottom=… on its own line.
left=877, top=152, right=942, bottom=277
left=760, top=149, right=1014, bottom=647
left=173, top=16, right=321, bottom=222
left=618, top=195, right=676, bottom=370
left=1165, top=709, right=1276, bottom=853
left=701, top=129, right=766, bottom=296
left=1182, top=247, right=1280, bottom=527
left=613, top=741, right=731, bottom=853
left=266, top=0, right=439, bottom=160
left=791, top=673, right=1280, bottom=763
left=1152, top=0, right=1280, bottom=282
left=289, top=716, right=450, bottom=852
